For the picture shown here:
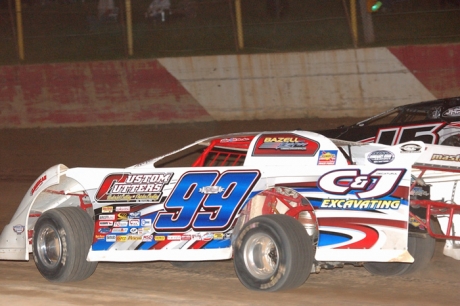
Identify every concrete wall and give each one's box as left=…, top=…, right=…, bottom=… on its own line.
left=1, top=43, right=459, bottom=128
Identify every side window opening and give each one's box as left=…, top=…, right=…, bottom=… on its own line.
left=397, top=110, right=428, bottom=123
left=202, top=148, right=246, bottom=167
left=154, top=143, right=247, bottom=168
left=362, top=109, right=400, bottom=126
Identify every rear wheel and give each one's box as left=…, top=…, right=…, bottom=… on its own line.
left=363, top=234, right=435, bottom=276
left=233, top=214, right=314, bottom=291
left=33, top=207, right=98, bottom=282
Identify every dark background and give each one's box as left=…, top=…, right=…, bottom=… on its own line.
left=1, top=0, right=460, bottom=65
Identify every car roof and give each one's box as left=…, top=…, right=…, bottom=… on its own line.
left=355, top=96, right=460, bottom=126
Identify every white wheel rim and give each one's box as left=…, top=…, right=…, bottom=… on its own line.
left=243, top=232, right=279, bottom=279
left=36, top=224, right=62, bottom=269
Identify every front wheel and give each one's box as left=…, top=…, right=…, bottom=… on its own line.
left=363, top=234, right=435, bottom=276
left=33, top=207, right=98, bottom=282
left=233, top=214, right=314, bottom=291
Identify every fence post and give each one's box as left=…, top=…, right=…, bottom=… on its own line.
left=125, top=0, right=134, bottom=56
left=14, top=0, right=24, bottom=60
left=359, top=0, right=375, bottom=43
left=235, top=0, right=244, bottom=50
left=350, top=0, right=358, bottom=47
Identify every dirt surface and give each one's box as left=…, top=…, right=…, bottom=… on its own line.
left=1, top=118, right=460, bottom=305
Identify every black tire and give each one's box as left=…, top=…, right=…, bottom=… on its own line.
left=33, top=207, right=98, bottom=282
left=233, top=214, right=314, bottom=291
left=363, top=234, right=435, bottom=276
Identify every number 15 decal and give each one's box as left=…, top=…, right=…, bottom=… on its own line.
left=376, top=123, right=444, bottom=145
left=154, top=170, right=260, bottom=232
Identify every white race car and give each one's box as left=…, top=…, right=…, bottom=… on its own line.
left=1, top=130, right=459, bottom=291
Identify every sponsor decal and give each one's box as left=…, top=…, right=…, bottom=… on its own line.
left=106, top=235, right=116, bottom=242
left=155, top=235, right=166, bottom=241
left=13, top=224, right=25, bottom=234
left=113, top=220, right=128, bottom=227
left=31, top=175, right=46, bottom=196
left=101, top=206, right=113, bottom=213
left=199, top=186, right=224, bottom=194
left=129, top=219, right=140, bottom=227
left=167, top=235, right=181, bottom=241
left=111, top=228, right=129, bottom=233
left=98, top=228, right=111, bottom=234
left=220, top=137, right=251, bottom=143
left=99, top=221, right=113, bottom=227
left=320, top=199, right=401, bottom=210
left=443, top=106, right=460, bottom=117
left=260, top=137, right=306, bottom=150
left=141, top=219, right=152, bottom=226
left=94, top=234, right=106, bottom=240
left=367, top=150, right=395, bottom=164
left=116, top=235, right=128, bottom=242
left=213, top=233, right=224, bottom=240
left=128, top=236, right=142, bottom=241
left=117, top=213, right=128, bottom=220
left=191, top=234, right=202, bottom=240
left=129, top=211, right=141, bottom=219
left=431, top=153, right=460, bottom=162
left=181, top=235, right=191, bottom=240
left=189, top=233, right=213, bottom=241
left=99, top=214, right=115, bottom=220
left=130, top=228, right=138, bottom=234
left=142, top=235, right=153, bottom=242
left=252, top=133, right=320, bottom=156
left=318, top=169, right=406, bottom=199
left=400, top=143, right=422, bottom=153
left=318, top=150, right=337, bottom=165
left=201, top=233, right=213, bottom=241
left=115, top=206, right=130, bottom=212
left=95, top=172, right=173, bottom=203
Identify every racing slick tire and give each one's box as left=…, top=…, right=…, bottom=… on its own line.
left=33, top=207, right=98, bottom=282
left=233, top=214, right=314, bottom=292
left=363, top=234, right=436, bottom=276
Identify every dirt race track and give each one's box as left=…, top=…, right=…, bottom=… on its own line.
left=1, top=118, right=460, bottom=305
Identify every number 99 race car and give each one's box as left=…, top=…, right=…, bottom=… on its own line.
left=1, top=130, right=460, bottom=292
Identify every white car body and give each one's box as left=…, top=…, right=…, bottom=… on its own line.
left=1, top=130, right=460, bottom=268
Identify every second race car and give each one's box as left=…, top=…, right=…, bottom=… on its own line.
left=318, top=96, right=460, bottom=146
